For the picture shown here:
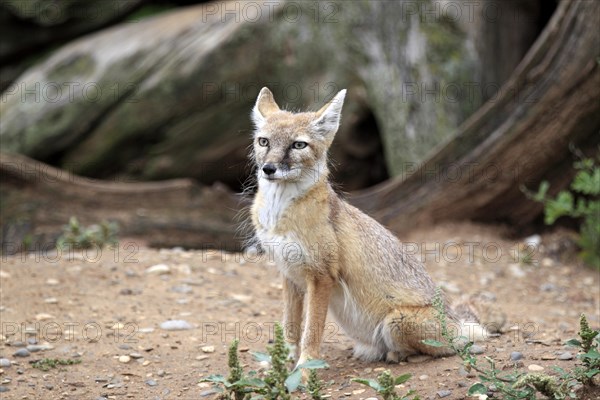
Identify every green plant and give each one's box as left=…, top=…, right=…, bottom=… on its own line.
left=56, top=216, right=119, bottom=250
left=31, top=358, right=81, bottom=371
left=202, top=323, right=328, bottom=399
left=524, top=150, right=600, bottom=268
left=424, top=289, right=600, bottom=399
left=352, top=370, right=418, bottom=400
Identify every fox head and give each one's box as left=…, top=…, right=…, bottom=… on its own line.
left=251, top=87, right=346, bottom=183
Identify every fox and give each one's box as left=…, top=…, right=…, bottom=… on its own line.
left=250, top=87, right=492, bottom=368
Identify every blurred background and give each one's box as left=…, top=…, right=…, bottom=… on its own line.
left=1, top=0, right=598, bottom=260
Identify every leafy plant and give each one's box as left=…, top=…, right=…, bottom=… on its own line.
left=424, top=288, right=600, bottom=399
left=524, top=150, right=600, bottom=268
left=202, top=323, right=328, bottom=399
left=352, top=370, right=418, bottom=400
left=56, top=216, right=119, bottom=250
left=31, top=358, right=81, bottom=371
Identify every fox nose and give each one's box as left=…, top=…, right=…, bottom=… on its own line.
left=262, top=163, right=277, bottom=176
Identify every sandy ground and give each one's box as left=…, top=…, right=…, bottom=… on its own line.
left=1, top=223, right=599, bottom=400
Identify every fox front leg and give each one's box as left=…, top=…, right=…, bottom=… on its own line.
left=282, top=278, right=304, bottom=356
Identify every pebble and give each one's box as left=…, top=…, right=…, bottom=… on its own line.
left=35, top=313, right=54, bottom=321
left=160, top=320, right=193, bottom=331
left=170, top=285, right=193, bottom=294
left=0, top=271, right=10, bottom=279
left=510, top=351, right=523, bottom=361
left=145, top=264, right=170, bottom=275
left=437, top=390, right=452, bottom=398
left=145, top=379, right=157, bottom=387
left=418, top=374, right=428, bottom=380
left=0, top=386, right=9, bottom=392
left=509, top=264, right=526, bottom=278
left=541, top=354, right=556, bottom=360
left=13, top=349, right=30, bottom=358
left=0, top=359, right=10, bottom=368
left=540, top=283, right=556, bottom=292
left=46, top=278, right=60, bottom=286
left=528, top=364, right=544, bottom=372
left=558, top=352, right=573, bottom=360
left=469, top=345, right=485, bottom=355
left=44, top=297, right=58, bottom=304
left=352, top=389, right=365, bottom=395
left=129, top=353, right=143, bottom=359
left=407, top=354, right=432, bottom=363
left=118, top=355, right=131, bottom=363
left=26, top=345, right=52, bottom=353
left=157, top=370, right=166, bottom=377
left=201, top=346, right=215, bottom=353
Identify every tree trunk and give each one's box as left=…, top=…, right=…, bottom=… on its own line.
left=0, top=152, right=243, bottom=253
left=350, top=0, right=600, bottom=232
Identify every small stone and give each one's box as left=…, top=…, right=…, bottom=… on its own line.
left=407, top=354, right=431, bottom=363
left=46, top=278, right=59, bottom=286
left=540, top=283, right=556, bottom=292
left=170, top=285, right=193, bottom=294
left=201, top=346, right=215, bottom=353
left=528, top=364, right=544, bottom=372
left=43, top=297, right=58, bottom=304
left=145, top=264, right=170, bottom=275
left=35, top=313, right=54, bottom=321
left=118, top=355, right=131, bottom=363
left=157, top=370, right=166, bottom=377
left=437, top=389, right=452, bottom=398
left=418, top=374, right=428, bottom=380
left=195, top=355, right=209, bottom=361
left=558, top=352, right=573, bottom=360
left=0, top=386, right=9, bottom=393
left=0, top=359, right=10, bottom=368
left=510, top=351, right=523, bottom=361
left=0, top=271, right=10, bottom=279
left=145, top=379, right=157, bottom=387
left=352, top=389, right=365, bottom=395
left=129, top=352, right=143, bottom=359
left=159, top=320, right=192, bottom=331
left=13, top=349, right=30, bottom=357
left=541, top=258, right=554, bottom=267
left=469, top=345, right=485, bottom=355
left=541, top=353, right=556, bottom=360
left=27, top=345, right=53, bottom=353
left=509, top=264, right=526, bottom=278
left=142, top=360, right=151, bottom=366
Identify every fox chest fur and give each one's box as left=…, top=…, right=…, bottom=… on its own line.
left=252, top=179, right=339, bottom=289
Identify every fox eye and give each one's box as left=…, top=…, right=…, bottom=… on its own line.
left=257, top=137, right=269, bottom=147
left=292, top=141, right=308, bottom=150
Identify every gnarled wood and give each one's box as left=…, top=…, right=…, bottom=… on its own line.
left=350, top=0, right=600, bottom=231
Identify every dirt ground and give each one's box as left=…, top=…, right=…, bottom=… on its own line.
left=1, top=222, right=599, bottom=400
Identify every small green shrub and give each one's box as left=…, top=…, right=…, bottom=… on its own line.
left=352, top=370, right=418, bottom=400
left=424, top=288, right=600, bottom=399
left=56, top=216, right=118, bottom=250
left=524, top=151, right=600, bottom=268
left=202, top=323, right=328, bottom=400
left=31, top=358, right=81, bottom=371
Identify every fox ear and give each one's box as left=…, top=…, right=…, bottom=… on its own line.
left=311, top=89, right=346, bottom=138
left=252, top=87, right=280, bottom=129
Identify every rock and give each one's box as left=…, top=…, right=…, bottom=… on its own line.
left=437, top=390, right=452, bottom=398
left=157, top=370, right=166, bottom=377
left=524, top=235, right=541, bottom=247
left=145, top=264, right=171, bottom=275
left=510, top=351, right=523, bottom=361
left=170, top=285, right=193, bottom=294
left=540, top=283, right=556, bottom=292
left=541, top=353, right=556, bottom=360
left=0, top=359, right=10, bottom=368
left=145, top=379, right=157, bottom=387
left=528, top=364, right=544, bottom=372
left=129, top=353, right=143, bottom=359
left=34, top=313, right=54, bottom=321
left=44, top=297, right=58, bottom=304
left=509, top=264, right=526, bottom=278
left=26, top=345, right=53, bottom=353
left=45, top=279, right=59, bottom=286
left=13, top=349, right=30, bottom=357
left=201, top=346, right=215, bottom=353
left=0, top=386, right=9, bottom=393
left=469, top=345, right=485, bottom=355
left=418, top=374, right=428, bottom=380
left=118, top=355, right=131, bottom=363
left=407, top=354, right=432, bottom=363
left=0, top=271, right=10, bottom=279
left=159, top=320, right=193, bottom=331
left=558, top=352, right=573, bottom=360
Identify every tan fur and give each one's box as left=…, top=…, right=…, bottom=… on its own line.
left=250, top=87, right=490, bottom=367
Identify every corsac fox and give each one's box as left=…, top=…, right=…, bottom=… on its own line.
left=250, top=87, right=489, bottom=367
